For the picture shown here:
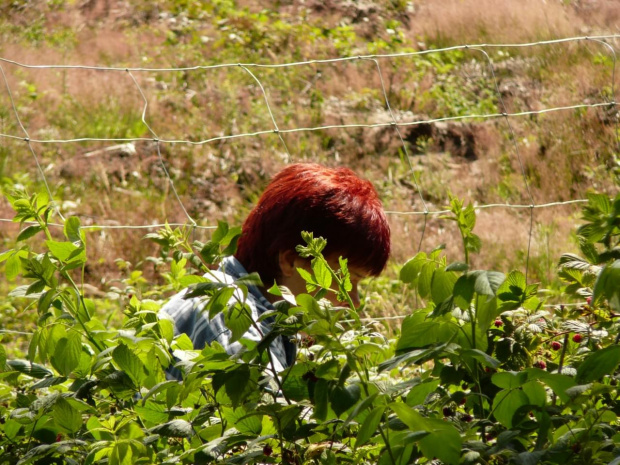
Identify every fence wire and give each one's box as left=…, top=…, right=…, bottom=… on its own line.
left=1, top=34, right=618, bottom=296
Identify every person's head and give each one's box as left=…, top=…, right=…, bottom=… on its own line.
left=235, top=163, right=390, bottom=304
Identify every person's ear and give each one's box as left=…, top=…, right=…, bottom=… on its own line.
left=278, top=249, right=298, bottom=278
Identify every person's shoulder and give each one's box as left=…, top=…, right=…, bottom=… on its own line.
left=219, top=256, right=248, bottom=280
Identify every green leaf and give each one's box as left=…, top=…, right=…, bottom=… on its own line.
left=235, top=272, right=263, bottom=287
left=17, top=225, right=43, bottom=242
left=498, top=270, right=526, bottom=302
left=199, top=241, right=219, bottom=263
left=431, top=296, right=454, bottom=317
left=149, top=419, right=194, bottom=437
left=453, top=274, right=475, bottom=310
left=51, top=331, right=81, bottom=377
left=53, top=396, right=82, bottom=434
left=211, top=220, right=230, bottom=244
left=6, top=253, right=21, bottom=280
left=224, top=303, right=253, bottom=343
left=476, top=293, right=499, bottom=332
left=331, top=384, right=361, bottom=417
left=446, top=261, right=468, bottom=272
left=525, top=368, right=576, bottom=403
left=397, top=314, right=458, bottom=351
left=356, top=406, right=384, bottom=448
left=467, top=233, right=482, bottom=254
left=158, top=318, right=174, bottom=343
left=405, top=379, right=440, bottom=407
left=418, top=262, right=434, bottom=298
left=354, top=343, right=387, bottom=358
left=112, top=343, right=147, bottom=386
left=522, top=381, right=547, bottom=407
left=37, top=290, right=55, bottom=315
left=579, top=239, right=600, bottom=264
left=64, top=216, right=83, bottom=244
left=296, top=267, right=318, bottom=292
left=593, top=260, right=620, bottom=311
left=224, top=407, right=263, bottom=435
left=222, top=231, right=242, bottom=256
left=576, top=345, right=620, bottom=383
left=41, top=324, right=67, bottom=355
left=26, top=280, right=45, bottom=295
left=0, top=249, right=14, bottom=263
left=141, top=380, right=179, bottom=405
left=6, top=360, right=53, bottom=378
left=4, top=418, right=23, bottom=440
left=207, top=287, right=235, bottom=319
left=343, top=393, right=379, bottom=428
left=30, top=376, right=67, bottom=390
left=390, top=402, right=461, bottom=465
left=461, top=349, right=500, bottom=369
left=110, top=442, right=132, bottom=465
left=312, top=259, right=333, bottom=290
left=492, top=389, right=529, bottom=428
left=212, top=364, right=258, bottom=407
left=46, top=240, right=80, bottom=262
left=267, top=284, right=297, bottom=306
left=281, top=363, right=312, bottom=401
left=313, top=378, right=329, bottom=420
left=457, top=322, right=488, bottom=351
left=0, top=343, right=6, bottom=372
left=473, top=270, right=505, bottom=296
left=315, top=359, right=340, bottom=380
left=492, top=371, right=528, bottom=389
left=135, top=402, right=168, bottom=425
left=430, top=268, right=457, bottom=305
left=400, top=252, right=427, bottom=284
left=177, top=275, right=207, bottom=288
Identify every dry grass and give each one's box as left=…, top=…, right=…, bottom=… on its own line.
left=409, top=0, right=583, bottom=45
left=0, top=0, right=618, bottom=293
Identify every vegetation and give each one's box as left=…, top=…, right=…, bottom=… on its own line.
left=1, top=189, right=620, bottom=464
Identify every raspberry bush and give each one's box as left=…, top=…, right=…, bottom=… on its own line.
left=1, top=190, right=620, bottom=464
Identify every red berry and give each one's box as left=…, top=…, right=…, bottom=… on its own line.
left=533, top=360, right=547, bottom=369
left=494, top=319, right=503, bottom=327
left=573, top=334, right=584, bottom=343
left=462, top=414, right=473, bottom=422
left=551, top=341, right=562, bottom=351
left=459, top=397, right=467, bottom=406
left=443, top=407, right=454, bottom=417
left=56, top=433, right=62, bottom=442
left=263, top=445, right=273, bottom=456
left=586, top=296, right=592, bottom=306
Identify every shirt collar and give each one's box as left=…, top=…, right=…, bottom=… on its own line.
left=221, top=256, right=273, bottom=311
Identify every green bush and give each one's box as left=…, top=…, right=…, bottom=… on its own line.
left=1, top=188, right=620, bottom=464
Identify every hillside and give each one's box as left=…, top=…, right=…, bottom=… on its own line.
left=0, top=0, right=618, bottom=283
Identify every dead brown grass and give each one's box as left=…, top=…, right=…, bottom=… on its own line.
left=409, top=0, right=582, bottom=45
left=1, top=0, right=618, bottom=293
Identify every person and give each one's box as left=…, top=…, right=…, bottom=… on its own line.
left=159, top=163, right=391, bottom=378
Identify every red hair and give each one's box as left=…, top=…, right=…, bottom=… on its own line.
left=235, top=163, right=391, bottom=286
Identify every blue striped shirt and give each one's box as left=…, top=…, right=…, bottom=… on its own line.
left=159, top=256, right=296, bottom=378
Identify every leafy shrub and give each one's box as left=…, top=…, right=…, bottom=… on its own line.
left=1, top=189, right=620, bottom=464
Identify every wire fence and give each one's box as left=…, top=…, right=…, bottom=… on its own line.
left=1, top=34, right=619, bottom=321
